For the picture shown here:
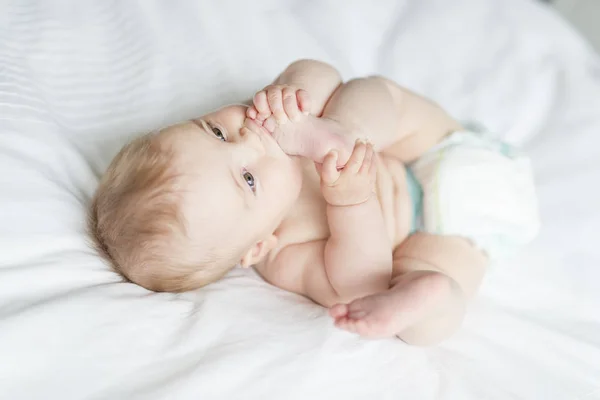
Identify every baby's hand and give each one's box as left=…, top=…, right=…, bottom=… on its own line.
left=318, top=140, right=377, bottom=207
left=246, top=84, right=311, bottom=133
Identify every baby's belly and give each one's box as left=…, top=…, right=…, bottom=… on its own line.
left=375, top=154, right=413, bottom=248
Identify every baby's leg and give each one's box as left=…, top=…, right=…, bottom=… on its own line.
left=272, top=59, right=342, bottom=117
left=321, top=77, right=463, bottom=162
left=264, top=76, right=462, bottom=166
left=256, top=76, right=396, bottom=165
left=330, top=233, right=487, bottom=345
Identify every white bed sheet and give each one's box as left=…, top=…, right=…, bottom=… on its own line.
left=1, top=0, right=599, bottom=399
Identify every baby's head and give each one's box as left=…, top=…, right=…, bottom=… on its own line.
left=89, top=105, right=302, bottom=292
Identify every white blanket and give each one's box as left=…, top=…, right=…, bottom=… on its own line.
left=1, top=0, right=599, bottom=398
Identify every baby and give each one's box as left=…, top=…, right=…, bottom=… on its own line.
left=90, top=60, right=538, bottom=345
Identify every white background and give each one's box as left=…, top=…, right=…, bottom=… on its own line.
left=0, top=0, right=599, bottom=399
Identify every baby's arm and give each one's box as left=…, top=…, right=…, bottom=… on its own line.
left=319, top=141, right=392, bottom=300
left=261, top=141, right=392, bottom=307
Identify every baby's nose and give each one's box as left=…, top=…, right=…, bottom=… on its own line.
left=240, top=124, right=265, bottom=153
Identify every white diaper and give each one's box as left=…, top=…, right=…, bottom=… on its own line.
left=409, top=128, right=540, bottom=260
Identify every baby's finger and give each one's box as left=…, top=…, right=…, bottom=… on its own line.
left=267, top=87, right=287, bottom=122
left=246, top=106, right=258, bottom=120
left=359, top=143, right=374, bottom=174
left=263, top=116, right=277, bottom=133
left=296, top=89, right=311, bottom=115
left=321, top=151, right=340, bottom=185
left=282, top=86, right=301, bottom=121
left=253, top=91, right=270, bottom=121
left=346, top=140, right=367, bottom=174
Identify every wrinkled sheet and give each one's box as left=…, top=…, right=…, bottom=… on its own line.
left=0, top=0, right=599, bottom=399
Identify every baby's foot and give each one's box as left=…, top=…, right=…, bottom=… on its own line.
left=246, top=85, right=353, bottom=165
left=247, top=84, right=311, bottom=124
left=329, top=271, right=459, bottom=338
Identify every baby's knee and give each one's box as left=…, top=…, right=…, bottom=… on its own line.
left=285, top=59, right=341, bottom=83
left=343, top=75, right=385, bottom=90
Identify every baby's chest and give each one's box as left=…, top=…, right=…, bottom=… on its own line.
left=276, top=164, right=330, bottom=246
left=278, top=155, right=414, bottom=250
left=258, top=156, right=414, bottom=288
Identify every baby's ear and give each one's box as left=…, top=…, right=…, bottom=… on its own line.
left=240, top=235, right=278, bottom=268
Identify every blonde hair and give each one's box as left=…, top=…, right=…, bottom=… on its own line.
left=88, top=131, right=233, bottom=292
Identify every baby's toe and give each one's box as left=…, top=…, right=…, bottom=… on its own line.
left=336, top=317, right=374, bottom=337
left=253, top=91, right=270, bottom=120
left=264, top=116, right=277, bottom=133
left=266, top=87, right=286, bottom=122
left=296, top=89, right=311, bottom=115
left=246, top=106, right=258, bottom=120
left=329, top=304, right=349, bottom=318
left=282, top=86, right=301, bottom=121
left=344, top=294, right=397, bottom=337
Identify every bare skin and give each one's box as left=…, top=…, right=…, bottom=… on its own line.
left=244, top=60, right=488, bottom=345
left=147, top=60, right=486, bottom=345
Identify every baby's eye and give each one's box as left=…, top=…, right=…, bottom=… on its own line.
left=242, top=171, right=256, bottom=193
left=212, top=127, right=226, bottom=141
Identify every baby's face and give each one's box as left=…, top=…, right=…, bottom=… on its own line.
left=164, top=105, right=303, bottom=263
